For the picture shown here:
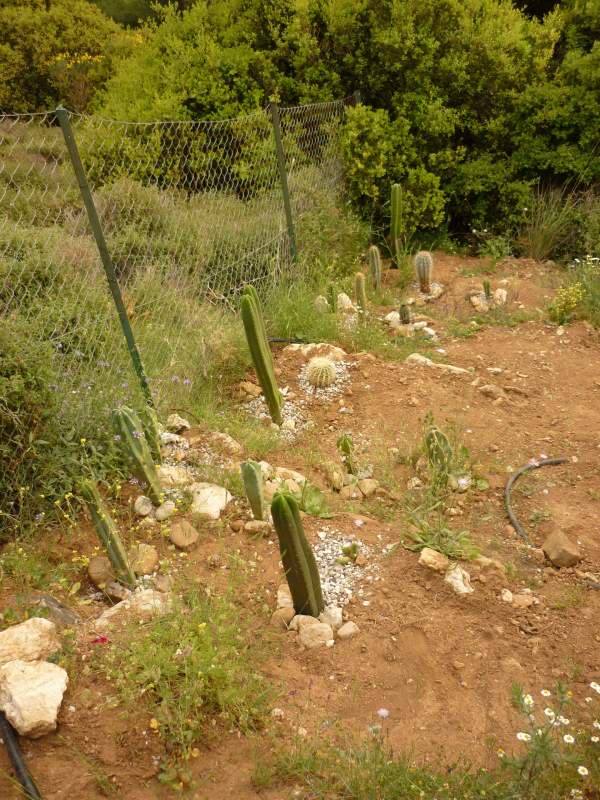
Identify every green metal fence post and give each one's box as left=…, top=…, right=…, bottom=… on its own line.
left=270, top=103, right=298, bottom=263
left=55, top=107, right=154, bottom=409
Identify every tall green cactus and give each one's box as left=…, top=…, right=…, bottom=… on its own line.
left=390, top=183, right=403, bottom=268
left=367, top=245, right=382, bottom=291
left=271, top=492, right=324, bottom=617
left=327, top=282, right=337, bottom=313
left=112, top=406, right=162, bottom=504
left=483, top=280, right=492, bottom=301
left=138, top=404, right=162, bottom=464
left=355, top=271, right=367, bottom=313
left=240, top=286, right=283, bottom=425
left=79, top=480, right=136, bottom=587
left=414, top=251, right=433, bottom=294
left=241, top=460, right=265, bottom=521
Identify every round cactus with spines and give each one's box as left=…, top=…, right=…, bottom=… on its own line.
left=306, top=356, right=337, bottom=388
left=414, top=251, right=433, bottom=294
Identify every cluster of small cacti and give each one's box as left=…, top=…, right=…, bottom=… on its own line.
left=241, top=460, right=266, bottom=521
left=271, top=492, right=324, bottom=617
left=414, top=251, right=433, bottom=294
left=306, top=356, right=337, bottom=388
left=367, top=245, right=382, bottom=291
left=390, top=184, right=403, bottom=267
left=399, top=304, right=411, bottom=325
left=240, top=285, right=283, bottom=425
left=79, top=479, right=136, bottom=587
left=355, top=271, right=367, bottom=313
left=112, top=406, right=161, bottom=504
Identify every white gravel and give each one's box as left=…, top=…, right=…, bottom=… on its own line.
left=313, top=527, right=379, bottom=607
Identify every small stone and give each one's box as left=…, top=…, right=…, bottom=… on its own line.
left=0, top=660, right=68, bottom=738
left=407, top=477, right=423, bottom=490
left=95, top=589, right=172, bottom=629
left=357, top=478, right=379, bottom=498
left=418, top=548, right=450, bottom=573
left=157, top=464, right=193, bottom=488
left=340, top=485, right=361, bottom=500
left=244, top=520, right=271, bottom=535
left=134, top=495, right=153, bottom=517
left=277, top=584, right=294, bottom=609
left=274, top=467, right=306, bottom=485
left=271, top=608, right=295, bottom=629
left=155, top=500, right=176, bottom=521
left=355, top=554, right=367, bottom=566
left=240, top=381, right=262, bottom=397
left=493, top=288, right=508, bottom=305
left=263, top=480, right=279, bottom=502
left=24, top=595, right=81, bottom=628
left=336, top=621, right=360, bottom=640
left=166, top=414, right=191, bottom=433
left=405, top=353, right=469, bottom=375
left=0, top=619, right=60, bottom=667
left=542, top=530, right=581, bottom=568
left=128, top=544, right=159, bottom=576
left=189, top=483, right=232, bottom=519
left=206, top=553, right=222, bottom=570
left=153, top=575, right=173, bottom=593
left=299, top=622, right=334, bottom=649
left=319, top=606, right=343, bottom=631
left=102, top=581, right=131, bottom=603
left=474, top=555, right=506, bottom=573
left=87, top=555, right=115, bottom=588
left=230, top=519, right=245, bottom=532
left=207, top=431, right=243, bottom=455
left=289, top=614, right=320, bottom=632
left=480, top=384, right=505, bottom=400
left=314, top=295, right=330, bottom=314
left=336, top=293, right=355, bottom=313
left=281, top=418, right=296, bottom=431
left=444, top=565, right=474, bottom=595
left=512, top=593, right=535, bottom=609
left=283, top=478, right=301, bottom=494
left=270, top=707, right=285, bottom=719
left=470, top=294, right=490, bottom=313
left=169, top=519, right=200, bottom=550
left=501, top=588, right=513, bottom=603
left=139, top=517, right=158, bottom=530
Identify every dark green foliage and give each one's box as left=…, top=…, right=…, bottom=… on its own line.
left=271, top=492, right=324, bottom=617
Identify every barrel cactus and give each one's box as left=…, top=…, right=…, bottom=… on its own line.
left=399, top=304, right=411, bottom=325
left=414, top=251, right=433, bottom=294
left=112, top=406, right=161, bottom=504
left=306, top=356, right=337, bottom=388
left=367, top=245, right=382, bottom=291
left=271, top=492, right=324, bottom=617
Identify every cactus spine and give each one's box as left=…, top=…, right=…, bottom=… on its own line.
left=241, top=460, right=265, bottom=521
left=414, top=251, right=433, bottom=294
left=355, top=271, right=367, bottom=313
left=79, top=480, right=136, bottom=587
left=483, top=280, right=492, bottom=301
left=306, top=356, right=336, bottom=388
left=138, top=404, right=162, bottom=464
left=240, top=286, right=283, bottom=426
left=112, top=406, right=162, bottom=504
left=367, top=245, right=382, bottom=291
left=390, top=183, right=403, bottom=267
left=271, top=492, right=324, bottom=617
left=399, top=304, right=411, bottom=325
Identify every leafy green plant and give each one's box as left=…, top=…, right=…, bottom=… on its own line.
left=548, top=282, right=584, bottom=325
left=404, top=512, right=479, bottom=560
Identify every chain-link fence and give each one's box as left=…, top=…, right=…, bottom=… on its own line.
left=0, top=96, right=354, bottom=439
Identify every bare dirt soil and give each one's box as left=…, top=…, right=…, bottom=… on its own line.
left=2, top=254, right=600, bottom=799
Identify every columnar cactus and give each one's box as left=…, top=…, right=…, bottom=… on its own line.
left=390, top=183, right=403, bottom=267
left=112, top=406, right=162, bottom=504
left=367, top=245, right=382, bottom=291
left=271, top=492, right=324, bottom=617
left=327, top=283, right=337, bottom=313
left=414, top=251, right=433, bottom=294
left=483, top=280, right=492, bottom=301
left=306, top=356, right=337, bottom=388
left=138, top=404, right=162, bottom=464
left=79, top=480, right=136, bottom=587
left=241, top=460, right=265, bottom=521
left=355, top=271, right=367, bottom=313
left=400, top=304, right=411, bottom=325
left=240, top=286, right=283, bottom=426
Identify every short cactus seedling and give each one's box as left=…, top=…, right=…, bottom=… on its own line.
left=306, top=356, right=337, bottom=388
left=483, top=280, right=492, bottom=301
left=271, top=492, right=324, bottom=616
left=79, top=480, right=136, bottom=587
left=414, top=251, right=433, bottom=294
left=355, top=271, right=367, bottom=313
left=241, top=460, right=265, bottom=521
left=367, top=245, right=382, bottom=291
left=399, top=304, right=411, bottom=325
left=112, top=406, right=162, bottom=504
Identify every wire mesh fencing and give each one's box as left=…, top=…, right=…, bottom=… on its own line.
left=0, top=97, right=354, bottom=443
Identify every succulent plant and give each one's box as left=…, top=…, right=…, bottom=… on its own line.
left=399, top=304, right=411, bottom=325
left=79, top=480, right=136, bottom=587
left=390, top=183, right=403, bottom=267
left=306, top=356, right=337, bottom=388
left=355, top=271, right=367, bottom=313
left=240, top=285, right=283, bottom=425
left=112, top=406, right=161, bottom=504
left=138, top=403, right=162, bottom=464
left=241, top=460, right=265, bottom=521
left=271, top=492, right=324, bottom=617
left=327, top=282, right=337, bottom=312
left=337, top=432, right=357, bottom=475
left=367, top=245, right=382, bottom=291
left=414, top=251, right=433, bottom=294
left=483, top=280, right=492, bottom=301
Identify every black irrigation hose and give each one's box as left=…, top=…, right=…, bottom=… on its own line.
left=0, top=711, right=43, bottom=799
left=504, top=457, right=569, bottom=544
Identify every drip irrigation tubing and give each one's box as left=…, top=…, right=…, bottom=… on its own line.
left=0, top=711, right=43, bottom=799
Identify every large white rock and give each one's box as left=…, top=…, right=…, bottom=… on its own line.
left=289, top=614, right=320, bottom=632
left=336, top=621, right=360, bottom=640
left=166, top=413, right=191, bottom=432
left=444, top=565, right=474, bottom=595
left=298, top=622, right=334, bottom=649
left=95, top=589, right=172, bottom=629
left=0, top=660, right=68, bottom=738
left=319, top=606, right=343, bottom=632
left=405, top=353, right=470, bottom=376
left=336, top=293, right=356, bottom=313
left=0, top=618, right=60, bottom=667
left=189, top=482, right=232, bottom=519
left=274, top=467, right=306, bottom=485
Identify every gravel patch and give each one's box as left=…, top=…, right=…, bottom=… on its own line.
left=314, top=526, right=380, bottom=607
left=243, top=390, right=312, bottom=442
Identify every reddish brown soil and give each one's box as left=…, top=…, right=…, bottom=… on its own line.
left=2, top=254, right=600, bottom=799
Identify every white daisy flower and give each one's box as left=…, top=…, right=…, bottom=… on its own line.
left=523, top=694, right=534, bottom=707
left=540, top=689, right=551, bottom=697
left=544, top=708, right=556, bottom=719
left=558, top=716, right=570, bottom=725
left=593, top=721, right=600, bottom=730
left=577, top=765, right=588, bottom=777
left=590, top=682, right=600, bottom=694
left=591, top=736, right=599, bottom=743
left=516, top=732, right=531, bottom=742
left=563, top=734, right=575, bottom=744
